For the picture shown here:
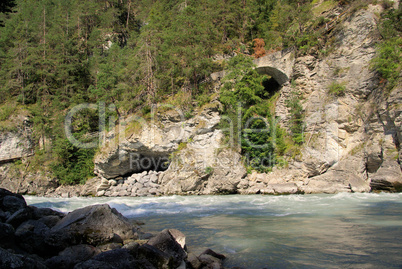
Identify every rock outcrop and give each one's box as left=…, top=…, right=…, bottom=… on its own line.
left=0, top=116, right=33, bottom=162
left=237, top=4, right=401, bottom=195
left=0, top=188, right=228, bottom=269
left=1, top=4, right=400, bottom=197
left=93, top=97, right=247, bottom=196
left=94, top=99, right=223, bottom=179
left=91, top=4, right=400, bottom=197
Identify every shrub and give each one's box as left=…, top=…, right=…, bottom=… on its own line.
left=381, top=0, right=394, bottom=10
left=285, top=92, right=305, bottom=145
left=371, top=4, right=401, bottom=89
left=252, top=38, right=266, bottom=58
left=205, top=166, right=214, bottom=175
left=0, top=103, right=16, bottom=121
left=177, top=142, right=187, bottom=151
left=328, top=81, right=347, bottom=96
left=51, top=138, right=95, bottom=185
left=196, top=94, right=211, bottom=107
left=184, top=110, right=193, bottom=119
left=372, top=37, right=402, bottom=88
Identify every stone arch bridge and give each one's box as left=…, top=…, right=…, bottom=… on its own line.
left=211, top=48, right=295, bottom=86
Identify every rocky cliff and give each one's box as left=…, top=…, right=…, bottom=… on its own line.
left=88, top=4, right=400, bottom=197
left=0, top=3, right=401, bottom=197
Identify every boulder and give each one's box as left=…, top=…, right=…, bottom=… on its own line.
left=45, top=245, right=97, bottom=269
left=46, top=256, right=79, bottom=269
left=0, top=188, right=18, bottom=200
left=270, top=183, right=299, bottom=194
left=15, top=220, right=52, bottom=256
left=187, top=253, right=202, bottom=269
left=149, top=174, right=158, bottom=183
left=74, top=260, right=115, bottom=269
left=365, top=146, right=383, bottom=173
left=31, top=206, right=65, bottom=219
left=149, top=188, right=159, bottom=195
left=349, top=176, right=370, bottom=193
left=0, top=208, right=10, bottom=222
left=60, top=244, right=98, bottom=261
left=96, top=243, right=122, bottom=253
left=2, top=195, right=27, bottom=214
left=198, top=253, right=224, bottom=269
left=92, top=249, right=138, bottom=268
left=147, top=229, right=187, bottom=266
left=136, top=243, right=172, bottom=269
left=38, top=215, right=63, bottom=228
left=0, top=188, right=27, bottom=214
left=96, top=178, right=110, bottom=192
left=370, top=160, right=402, bottom=192
left=0, top=247, right=48, bottom=269
left=6, top=207, right=34, bottom=228
left=122, top=241, right=140, bottom=255
left=0, top=223, right=15, bottom=249
left=302, top=160, right=329, bottom=178
left=46, top=204, right=137, bottom=250
left=200, top=249, right=226, bottom=260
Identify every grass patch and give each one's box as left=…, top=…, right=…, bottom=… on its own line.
left=177, top=142, right=188, bottom=151
left=0, top=103, right=16, bottom=121
left=164, top=91, right=193, bottom=111
left=350, top=142, right=366, bottom=156
left=205, top=166, right=214, bottom=175
left=328, top=81, right=347, bottom=96
left=0, top=103, right=30, bottom=132
left=333, top=66, right=350, bottom=76
left=125, top=120, right=144, bottom=136
left=313, top=0, right=337, bottom=16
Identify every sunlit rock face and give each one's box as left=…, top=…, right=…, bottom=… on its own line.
left=94, top=5, right=401, bottom=196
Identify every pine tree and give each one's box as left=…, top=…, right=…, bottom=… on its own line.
left=0, top=0, right=16, bottom=26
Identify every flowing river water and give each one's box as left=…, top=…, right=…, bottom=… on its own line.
left=25, top=193, right=402, bottom=268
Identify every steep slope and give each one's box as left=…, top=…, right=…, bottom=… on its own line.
left=90, top=3, right=401, bottom=196
left=0, top=1, right=400, bottom=196
left=264, top=4, right=402, bottom=193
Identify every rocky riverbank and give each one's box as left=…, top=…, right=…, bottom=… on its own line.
left=0, top=188, right=229, bottom=269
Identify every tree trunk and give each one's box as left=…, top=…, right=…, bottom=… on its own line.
left=126, top=0, right=131, bottom=28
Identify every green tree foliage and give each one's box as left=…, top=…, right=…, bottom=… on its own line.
left=0, top=0, right=16, bottom=26
left=0, top=0, right=131, bottom=184
left=263, top=0, right=315, bottom=51
left=0, top=0, right=331, bottom=181
left=220, top=55, right=291, bottom=172
left=51, top=138, right=96, bottom=185
left=372, top=3, right=402, bottom=88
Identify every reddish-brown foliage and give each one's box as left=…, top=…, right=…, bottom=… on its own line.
left=252, top=38, right=266, bottom=59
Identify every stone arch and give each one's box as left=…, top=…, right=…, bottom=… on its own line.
left=255, top=66, right=289, bottom=86
left=210, top=48, right=295, bottom=86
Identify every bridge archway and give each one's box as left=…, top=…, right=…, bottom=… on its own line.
left=255, top=66, right=289, bottom=86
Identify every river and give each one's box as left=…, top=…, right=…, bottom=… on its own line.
left=25, top=193, right=402, bottom=269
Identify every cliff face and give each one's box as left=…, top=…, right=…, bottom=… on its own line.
left=0, top=3, right=400, bottom=197
left=0, top=117, right=32, bottom=162
left=89, top=3, right=400, bottom=197
left=259, top=4, right=402, bottom=194
left=93, top=98, right=246, bottom=197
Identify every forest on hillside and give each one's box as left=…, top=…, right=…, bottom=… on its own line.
left=0, top=0, right=400, bottom=184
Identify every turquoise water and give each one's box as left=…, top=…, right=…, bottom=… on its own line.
left=25, top=193, right=402, bottom=268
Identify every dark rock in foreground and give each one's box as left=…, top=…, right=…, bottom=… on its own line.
left=0, top=188, right=229, bottom=269
left=46, top=204, right=137, bottom=251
